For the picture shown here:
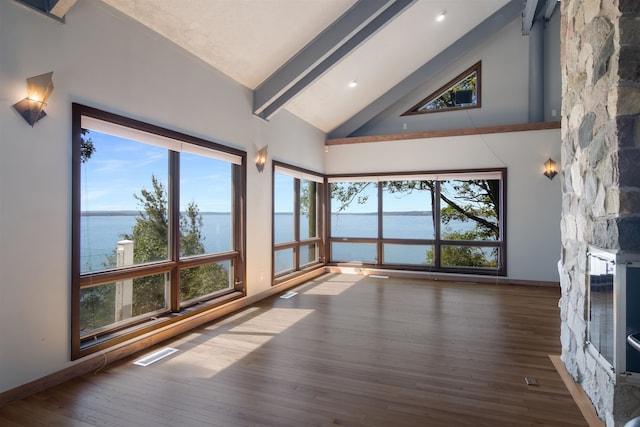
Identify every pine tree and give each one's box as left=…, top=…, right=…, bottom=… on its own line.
left=122, top=175, right=229, bottom=315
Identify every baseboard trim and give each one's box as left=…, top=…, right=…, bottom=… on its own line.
left=549, top=355, right=605, bottom=427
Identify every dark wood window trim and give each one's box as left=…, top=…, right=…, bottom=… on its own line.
left=71, top=103, right=246, bottom=360
left=272, top=161, right=326, bottom=284
left=326, top=168, right=507, bottom=276
left=402, top=61, right=481, bottom=116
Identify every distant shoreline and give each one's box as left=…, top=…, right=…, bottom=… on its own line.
left=82, top=211, right=232, bottom=216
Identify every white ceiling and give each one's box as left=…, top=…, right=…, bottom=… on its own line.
left=100, top=0, right=512, bottom=133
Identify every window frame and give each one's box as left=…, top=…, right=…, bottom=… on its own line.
left=71, top=103, right=246, bottom=360
left=272, top=161, right=325, bottom=283
left=326, top=168, right=506, bottom=276
left=402, top=61, right=482, bottom=116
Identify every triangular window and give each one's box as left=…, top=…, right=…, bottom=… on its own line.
left=402, top=61, right=481, bottom=116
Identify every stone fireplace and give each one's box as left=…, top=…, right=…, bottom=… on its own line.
left=559, top=0, right=640, bottom=425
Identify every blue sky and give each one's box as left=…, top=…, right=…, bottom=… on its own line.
left=326, top=181, right=434, bottom=214
left=81, top=130, right=231, bottom=212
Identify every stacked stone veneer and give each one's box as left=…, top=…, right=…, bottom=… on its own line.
left=559, top=0, right=640, bottom=425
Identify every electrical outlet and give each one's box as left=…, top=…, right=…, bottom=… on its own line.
left=525, top=377, right=539, bottom=386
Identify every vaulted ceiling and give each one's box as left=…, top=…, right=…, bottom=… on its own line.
left=15, top=0, right=556, bottom=137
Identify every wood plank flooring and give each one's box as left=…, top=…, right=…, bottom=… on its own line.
left=0, top=274, right=589, bottom=426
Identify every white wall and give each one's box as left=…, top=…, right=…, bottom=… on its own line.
left=353, top=17, right=531, bottom=136
left=0, top=0, right=325, bottom=393
left=325, top=129, right=562, bottom=283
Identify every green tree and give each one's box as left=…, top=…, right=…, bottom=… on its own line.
left=80, top=284, right=115, bottom=333
left=439, top=180, right=499, bottom=239
left=80, top=129, right=95, bottom=163
left=178, top=201, right=230, bottom=301
left=121, top=175, right=229, bottom=314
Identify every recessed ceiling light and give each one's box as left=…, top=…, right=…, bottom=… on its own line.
left=436, top=11, right=446, bottom=22
left=348, top=80, right=358, bottom=88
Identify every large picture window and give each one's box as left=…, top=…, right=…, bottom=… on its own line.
left=327, top=169, right=505, bottom=275
left=72, top=104, right=246, bottom=359
left=272, top=162, right=324, bottom=281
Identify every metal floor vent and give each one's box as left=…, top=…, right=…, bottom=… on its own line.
left=280, top=291, right=298, bottom=299
left=134, top=348, right=178, bottom=367
left=369, top=275, right=389, bottom=279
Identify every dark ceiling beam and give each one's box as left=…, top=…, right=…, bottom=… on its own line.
left=544, top=0, right=559, bottom=20
left=328, top=0, right=523, bottom=139
left=253, top=0, right=415, bottom=120
left=522, top=0, right=540, bottom=35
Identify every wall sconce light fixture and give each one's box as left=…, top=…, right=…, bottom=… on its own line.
left=13, top=72, right=54, bottom=127
left=256, top=145, right=268, bottom=172
left=543, top=158, right=558, bottom=180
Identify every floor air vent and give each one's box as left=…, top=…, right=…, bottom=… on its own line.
left=280, top=291, right=298, bottom=299
left=134, top=348, right=178, bottom=366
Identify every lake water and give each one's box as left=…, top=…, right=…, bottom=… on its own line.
left=81, top=212, right=459, bottom=272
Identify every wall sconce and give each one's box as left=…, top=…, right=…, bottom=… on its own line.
left=13, top=72, right=54, bottom=127
left=256, top=145, right=268, bottom=172
left=543, top=158, right=558, bottom=180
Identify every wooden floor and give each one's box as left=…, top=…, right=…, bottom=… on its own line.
left=0, top=274, right=588, bottom=426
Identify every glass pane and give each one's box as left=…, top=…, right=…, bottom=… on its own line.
left=330, top=181, right=378, bottom=238
left=180, top=260, right=232, bottom=302
left=132, top=273, right=170, bottom=315
left=275, top=248, right=294, bottom=275
left=588, top=252, right=614, bottom=365
left=626, top=266, right=640, bottom=372
left=439, top=180, right=500, bottom=242
left=420, top=71, right=477, bottom=111
left=180, top=153, right=232, bottom=256
left=331, top=242, right=377, bottom=263
left=80, top=283, right=115, bottom=335
left=440, top=245, right=498, bottom=268
left=274, top=173, right=295, bottom=243
left=300, top=243, right=318, bottom=266
left=80, top=129, right=169, bottom=273
left=80, top=272, right=169, bottom=337
left=300, top=179, right=318, bottom=240
left=382, top=180, right=434, bottom=239
left=383, top=244, right=434, bottom=265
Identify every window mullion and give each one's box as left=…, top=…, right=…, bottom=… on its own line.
left=294, top=178, right=301, bottom=271
left=377, top=182, right=383, bottom=266
left=169, top=151, right=181, bottom=312
left=434, top=181, right=442, bottom=270
left=233, top=163, right=245, bottom=291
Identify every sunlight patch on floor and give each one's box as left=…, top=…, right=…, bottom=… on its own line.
left=228, top=308, right=314, bottom=335
left=301, top=272, right=364, bottom=296
left=160, top=308, right=314, bottom=379
left=302, top=280, right=358, bottom=296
